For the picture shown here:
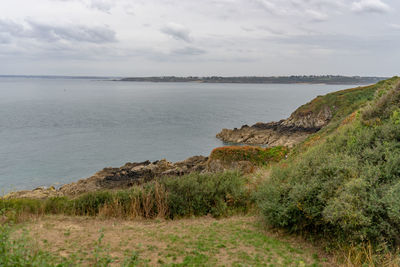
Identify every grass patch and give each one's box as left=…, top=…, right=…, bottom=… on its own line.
left=7, top=215, right=329, bottom=266
left=0, top=221, right=143, bottom=266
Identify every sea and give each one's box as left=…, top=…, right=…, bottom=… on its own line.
left=0, top=77, right=358, bottom=193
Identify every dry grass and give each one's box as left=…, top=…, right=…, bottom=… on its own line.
left=13, top=215, right=334, bottom=266
left=334, top=243, right=400, bottom=267
left=77, top=181, right=170, bottom=220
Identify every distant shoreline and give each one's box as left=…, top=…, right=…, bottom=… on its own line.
left=0, top=75, right=388, bottom=85
left=116, top=81, right=372, bottom=85
left=116, top=75, right=388, bottom=85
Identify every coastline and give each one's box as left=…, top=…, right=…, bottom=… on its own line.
left=116, top=75, right=387, bottom=85
left=2, top=92, right=319, bottom=199
left=3, top=81, right=378, bottom=199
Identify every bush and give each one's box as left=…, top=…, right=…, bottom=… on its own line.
left=72, top=191, right=114, bottom=216
left=255, top=78, right=400, bottom=249
left=161, top=172, right=250, bottom=218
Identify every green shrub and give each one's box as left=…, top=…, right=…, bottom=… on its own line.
left=44, top=197, right=71, bottom=214
left=255, top=78, right=400, bottom=249
left=161, top=172, right=250, bottom=218
left=72, top=191, right=114, bottom=216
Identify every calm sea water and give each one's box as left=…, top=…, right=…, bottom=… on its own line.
left=0, top=77, right=356, bottom=193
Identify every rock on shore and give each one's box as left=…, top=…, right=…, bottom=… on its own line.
left=4, top=151, right=267, bottom=199
left=217, top=103, right=332, bottom=147
left=3, top=156, right=209, bottom=199
left=60, top=156, right=209, bottom=196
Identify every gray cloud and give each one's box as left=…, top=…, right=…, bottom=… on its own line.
left=252, top=0, right=341, bottom=18
left=253, top=0, right=279, bottom=14
left=305, top=9, right=329, bottom=22
left=0, top=19, right=116, bottom=43
left=29, top=21, right=117, bottom=43
left=389, top=23, right=400, bottom=30
left=252, top=0, right=392, bottom=20
left=87, top=0, right=115, bottom=13
left=161, top=22, right=192, bottom=42
left=52, top=0, right=115, bottom=13
left=0, top=33, right=11, bottom=44
left=171, top=46, right=206, bottom=56
left=0, top=0, right=399, bottom=76
left=352, top=0, right=391, bottom=13
left=268, top=32, right=399, bottom=53
left=0, top=20, right=25, bottom=37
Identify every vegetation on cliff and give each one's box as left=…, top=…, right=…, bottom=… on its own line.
left=209, top=146, right=288, bottom=166
left=216, top=78, right=381, bottom=147
left=290, top=82, right=377, bottom=129
left=255, top=77, right=400, bottom=260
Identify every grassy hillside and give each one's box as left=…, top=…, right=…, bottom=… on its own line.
left=292, top=77, right=400, bottom=154
left=291, top=81, right=378, bottom=136
left=256, top=77, right=400, bottom=263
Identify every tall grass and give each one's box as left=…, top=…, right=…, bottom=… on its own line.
left=1, top=171, right=251, bottom=222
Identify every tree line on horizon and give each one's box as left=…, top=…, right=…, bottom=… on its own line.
left=120, top=75, right=387, bottom=84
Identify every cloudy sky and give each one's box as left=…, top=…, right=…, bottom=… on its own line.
left=0, top=0, right=399, bottom=76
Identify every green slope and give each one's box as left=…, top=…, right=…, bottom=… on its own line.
left=256, top=77, right=400, bottom=252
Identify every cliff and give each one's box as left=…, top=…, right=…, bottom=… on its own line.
left=217, top=83, right=378, bottom=147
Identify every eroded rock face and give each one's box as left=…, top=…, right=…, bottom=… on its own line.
left=282, top=105, right=332, bottom=129
left=216, top=105, right=332, bottom=147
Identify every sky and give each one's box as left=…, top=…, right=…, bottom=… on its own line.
left=0, top=0, right=399, bottom=77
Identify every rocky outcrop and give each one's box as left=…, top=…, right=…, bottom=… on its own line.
left=4, top=152, right=267, bottom=199
left=59, top=156, right=208, bottom=196
left=217, top=104, right=332, bottom=147
left=3, top=186, right=62, bottom=199
left=4, top=156, right=208, bottom=199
